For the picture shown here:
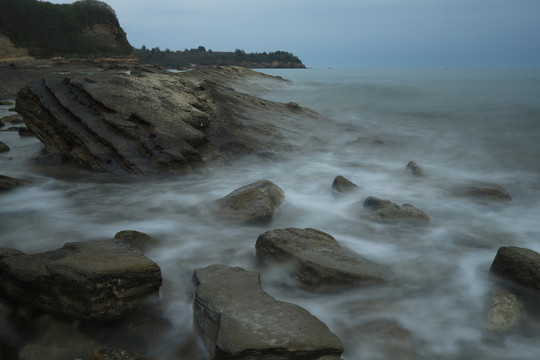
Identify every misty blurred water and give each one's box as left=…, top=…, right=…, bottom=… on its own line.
left=1, top=68, right=540, bottom=359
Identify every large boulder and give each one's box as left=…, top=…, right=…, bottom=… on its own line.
left=256, top=228, right=389, bottom=290
left=361, top=196, right=430, bottom=223
left=215, top=180, right=285, bottom=224
left=192, top=264, right=343, bottom=360
left=0, top=240, right=162, bottom=322
left=489, top=246, right=540, bottom=296
left=15, top=68, right=327, bottom=175
left=0, top=174, right=31, bottom=192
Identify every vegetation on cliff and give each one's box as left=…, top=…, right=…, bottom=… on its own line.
left=135, top=46, right=305, bottom=68
left=0, top=0, right=132, bottom=57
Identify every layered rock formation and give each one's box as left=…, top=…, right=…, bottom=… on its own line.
left=15, top=67, right=326, bottom=175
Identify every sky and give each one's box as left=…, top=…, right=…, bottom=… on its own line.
left=46, top=0, right=540, bottom=68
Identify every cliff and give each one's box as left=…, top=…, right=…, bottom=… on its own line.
left=0, top=0, right=133, bottom=60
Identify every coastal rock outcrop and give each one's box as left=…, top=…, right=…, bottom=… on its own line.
left=332, top=175, right=359, bottom=194
left=489, top=246, right=540, bottom=296
left=256, top=227, right=389, bottom=290
left=15, top=68, right=326, bottom=175
left=0, top=240, right=162, bottom=322
left=361, top=196, right=430, bottom=223
left=192, top=264, right=344, bottom=359
left=215, top=180, right=285, bottom=224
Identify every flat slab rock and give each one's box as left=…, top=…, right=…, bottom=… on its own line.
left=192, top=264, right=343, bottom=360
left=256, top=228, right=389, bottom=290
left=0, top=240, right=162, bottom=322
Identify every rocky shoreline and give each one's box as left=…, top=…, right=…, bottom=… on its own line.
left=1, top=64, right=539, bottom=359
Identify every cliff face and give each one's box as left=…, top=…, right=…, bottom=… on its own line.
left=0, top=35, right=33, bottom=62
left=0, top=0, right=133, bottom=59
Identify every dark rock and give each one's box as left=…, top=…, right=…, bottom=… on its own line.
left=35, top=152, right=62, bottom=165
left=450, top=183, right=512, bottom=203
left=0, top=100, right=14, bottom=106
left=0, top=115, right=23, bottom=124
left=489, top=246, right=540, bottom=296
left=0, top=142, right=9, bottom=153
left=90, top=348, right=151, bottom=360
left=8, top=107, right=16, bottom=112
left=332, top=175, right=359, bottom=194
left=361, top=196, right=430, bottom=223
left=406, top=160, right=424, bottom=177
left=192, top=264, right=343, bottom=360
left=0, top=240, right=162, bottom=322
left=114, top=230, right=162, bottom=253
left=0, top=337, right=18, bottom=360
left=18, top=126, right=34, bottom=137
left=0, top=174, right=31, bottom=192
left=215, top=180, right=285, bottom=224
left=484, top=288, right=525, bottom=333
left=18, top=316, right=100, bottom=360
left=0, top=119, right=4, bottom=127
left=256, top=228, right=388, bottom=290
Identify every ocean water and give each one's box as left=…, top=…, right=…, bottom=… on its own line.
left=1, top=68, right=540, bottom=359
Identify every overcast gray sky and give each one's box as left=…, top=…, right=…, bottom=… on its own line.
left=47, top=0, right=540, bottom=68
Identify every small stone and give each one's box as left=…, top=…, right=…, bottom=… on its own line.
left=484, top=288, right=525, bottom=333
left=406, top=161, right=424, bottom=177
left=0, top=142, right=10, bottom=153
left=114, top=230, right=162, bottom=252
left=361, top=196, right=430, bottom=223
left=332, top=175, right=359, bottom=193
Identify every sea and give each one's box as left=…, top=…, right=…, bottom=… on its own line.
left=1, top=68, right=540, bottom=359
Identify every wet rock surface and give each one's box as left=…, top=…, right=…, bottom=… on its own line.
left=215, top=180, right=285, bottom=224
left=361, top=196, right=430, bottom=223
left=90, top=348, right=151, bottom=360
left=256, top=227, right=389, bottom=290
left=406, top=160, right=424, bottom=177
left=0, top=240, right=162, bottom=322
left=0, top=141, right=9, bottom=153
left=489, top=246, right=540, bottom=296
left=192, top=264, right=344, bottom=360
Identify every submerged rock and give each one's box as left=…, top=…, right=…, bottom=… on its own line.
left=256, top=227, right=388, bottom=290
left=0, top=142, right=9, bottom=153
left=114, top=230, right=162, bottom=253
left=346, top=320, right=415, bottom=360
left=0, top=240, right=162, bottom=322
left=332, top=175, right=359, bottom=194
left=484, top=288, right=525, bottom=333
left=0, top=115, right=23, bottom=124
left=0, top=174, right=31, bottom=192
left=215, top=180, right=285, bottom=224
left=192, top=264, right=343, bottom=359
left=489, top=246, right=540, bottom=296
left=361, top=196, right=430, bottom=223
left=90, top=349, right=151, bottom=360
left=450, top=183, right=512, bottom=204
left=406, top=160, right=424, bottom=177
